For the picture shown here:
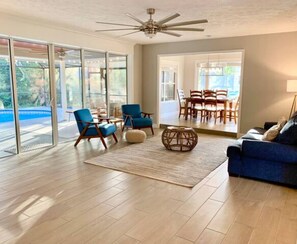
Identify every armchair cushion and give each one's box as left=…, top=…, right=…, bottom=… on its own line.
left=99, top=123, right=117, bottom=137
left=122, top=104, right=142, bottom=118
left=132, top=118, right=152, bottom=128
left=83, top=123, right=116, bottom=137
left=74, top=108, right=94, bottom=132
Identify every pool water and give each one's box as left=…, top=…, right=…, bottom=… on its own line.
left=0, top=109, right=51, bottom=123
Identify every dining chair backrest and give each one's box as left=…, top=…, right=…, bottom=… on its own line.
left=190, top=90, right=203, bottom=98
left=177, top=89, right=185, bottom=105
left=216, top=89, right=228, bottom=98
left=204, top=90, right=216, bottom=99
left=204, top=90, right=217, bottom=107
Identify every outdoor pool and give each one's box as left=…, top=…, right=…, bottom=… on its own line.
left=0, top=109, right=51, bottom=123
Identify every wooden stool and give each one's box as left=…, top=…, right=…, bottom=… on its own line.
left=110, top=118, right=123, bottom=130
left=162, top=126, right=198, bottom=152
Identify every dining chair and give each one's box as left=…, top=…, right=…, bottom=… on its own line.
left=177, top=89, right=191, bottom=118
left=216, top=89, right=228, bottom=110
left=226, top=96, right=240, bottom=123
left=73, top=108, right=118, bottom=148
left=121, top=104, right=154, bottom=134
left=190, top=90, right=204, bottom=120
left=203, top=90, right=224, bottom=123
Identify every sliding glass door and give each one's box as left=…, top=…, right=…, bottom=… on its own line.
left=0, top=38, right=16, bottom=157
left=84, top=51, right=107, bottom=115
left=54, top=46, right=82, bottom=142
left=13, top=40, right=53, bottom=152
left=108, top=53, right=127, bottom=117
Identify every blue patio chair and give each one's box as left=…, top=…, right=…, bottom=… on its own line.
left=74, top=108, right=118, bottom=148
left=122, top=104, right=154, bottom=135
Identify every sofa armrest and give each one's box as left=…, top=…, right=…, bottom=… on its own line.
left=227, top=140, right=242, bottom=159
left=242, top=139, right=297, bottom=163
left=264, top=122, right=277, bottom=130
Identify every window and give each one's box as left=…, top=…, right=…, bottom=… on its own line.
left=160, top=67, right=177, bottom=102
left=197, top=63, right=241, bottom=99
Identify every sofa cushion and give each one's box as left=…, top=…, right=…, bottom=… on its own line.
left=248, top=127, right=267, bottom=135
left=242, top=140, right=297, bottom=163
left=242, top=132, right=264, bottom=140
left=275, top=117, right=297, bottom=145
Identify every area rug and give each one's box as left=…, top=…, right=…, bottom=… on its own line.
left=85, top=134, right=235, bottom=187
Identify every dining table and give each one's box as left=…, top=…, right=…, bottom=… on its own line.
left=184, top=97, right=230, bottom=123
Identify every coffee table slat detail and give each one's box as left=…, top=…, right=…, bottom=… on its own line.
left=162, top=126, right=198, bottom=152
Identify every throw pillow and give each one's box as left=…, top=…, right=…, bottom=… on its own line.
left=262, top=124, right=281, bottom=141
left=262, top=116, right=287, bottom=141
left=275, top=117, right=297, bottom=144
left=277, top=116, right=287, bottom=129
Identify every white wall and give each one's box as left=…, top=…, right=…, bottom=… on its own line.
left=142, top=31, right=297, bottom=133
left=133, top=44, right=142, bottom=104
left=0, top=13, right=134, bottom=53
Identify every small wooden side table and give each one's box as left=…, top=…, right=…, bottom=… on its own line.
left=162, top=126, right=198, bottom=152
left=110, top=118, right=123, bottom=130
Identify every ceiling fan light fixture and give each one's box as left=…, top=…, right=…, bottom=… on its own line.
left=95, top=8, right=207, bottom=39
left=144, top=28, right=157, bottom=38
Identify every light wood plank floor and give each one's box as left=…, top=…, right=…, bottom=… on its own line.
left=0, top=129, right=297, bottom=243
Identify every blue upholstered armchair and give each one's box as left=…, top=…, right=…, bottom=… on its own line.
left=74, top=108, right=118, bottom=148
left=121, top=104, right=154, bottom=134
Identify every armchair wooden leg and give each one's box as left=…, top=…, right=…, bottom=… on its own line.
left=74, top=136, right=83, bottom=147
left=99, top=137, right=108, bottom=149
left=112, top=133, right=118, bottom=143
left=151, top=126, right=154, bottom=135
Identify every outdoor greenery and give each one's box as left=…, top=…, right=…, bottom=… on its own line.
left=0, top=56, right=128, bottom=110
left=0, top=59, right=50, bottom=108
left=0, top=59, right=12, bottom=108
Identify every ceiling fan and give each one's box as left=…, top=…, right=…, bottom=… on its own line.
left=95, top=8, right=208, bottom=38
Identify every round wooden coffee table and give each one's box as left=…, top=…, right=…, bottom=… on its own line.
left=161, top=126, right=198, bottom=152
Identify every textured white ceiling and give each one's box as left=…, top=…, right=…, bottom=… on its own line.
left=0, top=0, right=297, bottom=44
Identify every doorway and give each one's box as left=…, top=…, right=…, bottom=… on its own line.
left=158, top=51, right=244, bottom=135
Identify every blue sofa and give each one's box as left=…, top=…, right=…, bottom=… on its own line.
left=227, top=122, right=297, bottom=187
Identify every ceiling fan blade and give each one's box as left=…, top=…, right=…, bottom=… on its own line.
left=166, top=27, right=204, bottom=31
left=126, top=13, right=145, bottom=25
left=156, top=13, right=180, bottom=25
left=96, top=21, right=139, bottom=27
left=165, top=19, right=208, bottom=28
left=119, top=31, right=141, bottom=37
left=160, top=31, right=182, bottom=37
left=95, top=28, right=139, bottom=32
